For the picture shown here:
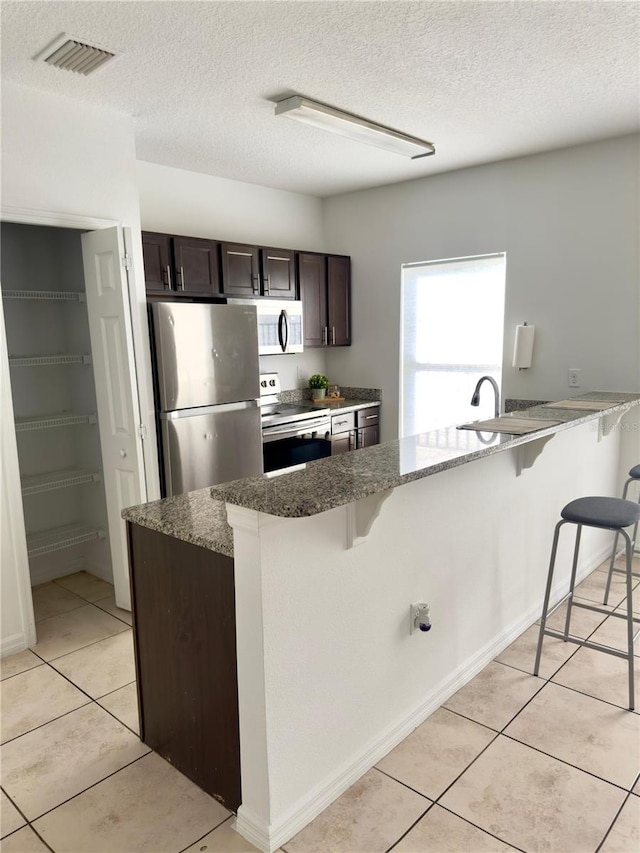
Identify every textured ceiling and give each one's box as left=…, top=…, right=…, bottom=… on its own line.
left=1, top=1, right=638, bottom=197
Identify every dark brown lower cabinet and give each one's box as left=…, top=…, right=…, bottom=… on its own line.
left=357, top=424, right=379, bottom=448
left=127, top=523, right=241, bottom=811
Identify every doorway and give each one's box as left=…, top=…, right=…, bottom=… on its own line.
left=1, top=221, right=146, bottom=630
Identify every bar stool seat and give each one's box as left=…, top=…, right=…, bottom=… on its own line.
left=534, top=495, right=640, bottom=710
left=562, top=496, right=640, bottom=529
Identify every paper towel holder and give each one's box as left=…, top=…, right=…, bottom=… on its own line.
left=512, top=322, right=535, bottom=370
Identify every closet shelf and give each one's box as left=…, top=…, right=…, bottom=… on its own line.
left=9, top=354, right=92, bottom=367
left=2, top=289, right=85, bottom=302
left=15, top=412, right=97, bottom=432
left=26, top=523, right=105, bottom=559
left=21, top=468, right=101, bottom=496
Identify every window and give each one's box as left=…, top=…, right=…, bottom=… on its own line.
left=400, top=253, right=506, bottom=437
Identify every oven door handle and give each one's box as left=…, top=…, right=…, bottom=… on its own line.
left=262, top=422, right=331, bottom=443
left=278, top=309, right=289, bottom=352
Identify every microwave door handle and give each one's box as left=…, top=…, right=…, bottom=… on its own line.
left=278, top=309, right=289, bottom=352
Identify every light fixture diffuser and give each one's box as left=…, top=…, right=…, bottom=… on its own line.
left=275, top=96, right=435, bottom=159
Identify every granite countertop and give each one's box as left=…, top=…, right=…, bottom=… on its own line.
left=122, top=488, right=234, bottom=557
left=122, top=391, right=639, bottom=554
left=209, top=391, right=640, bottom=519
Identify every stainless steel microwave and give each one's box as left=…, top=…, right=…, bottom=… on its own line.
left=228, top=299, right=303, bottom=355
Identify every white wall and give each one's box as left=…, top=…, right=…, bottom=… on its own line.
left=0, top=82, right=158, bottom=654
left=137, top=161, right=329, bottom=388
left=323, top=135, right=640, bottom=440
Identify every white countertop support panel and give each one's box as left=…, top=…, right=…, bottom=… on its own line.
left=227, top=406, right=639, bottom=852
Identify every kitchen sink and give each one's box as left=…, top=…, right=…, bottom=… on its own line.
left=457, top=416, right=563, bottom=435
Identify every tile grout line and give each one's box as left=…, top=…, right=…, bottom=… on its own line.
left=382, top=800, right=434, bottom=852
left=27, top=751, right=151, bottom=827
left=1, top=660, right=135, bottom=746
left=498, top=731, right=634, bottom=795
left=175, top=813, right=235, bottom=853
left=31, top=618, right=131, bottom=665
left=594, top=790, right=635, bottom=853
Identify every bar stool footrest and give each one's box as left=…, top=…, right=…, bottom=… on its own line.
left=541, top=628, right=636, bottom=659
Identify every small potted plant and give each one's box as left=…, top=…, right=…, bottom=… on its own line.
left=308, top=373, right=329, bottom=400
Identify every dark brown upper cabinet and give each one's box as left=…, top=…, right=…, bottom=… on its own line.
left=261, top=248, right=296, bottom=299
left=142, top=232, right=222, bottom=297
left=221, top=243, right=260, bottom=297
left=142, top=232, right=172, bottom=293
left=221, top=243, right=296, bottom=299
left=298, top=252, right=351, bottom=347
left=172, top=237, right=222, bottom=295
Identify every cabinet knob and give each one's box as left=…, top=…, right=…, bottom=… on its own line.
left=119, top=449, right=127, bottom=458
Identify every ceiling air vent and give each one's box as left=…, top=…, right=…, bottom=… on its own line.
left=36, top=34, right=117, bottom=76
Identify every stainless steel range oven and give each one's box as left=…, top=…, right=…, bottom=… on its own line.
left=260, top=374, right=331, bottom=473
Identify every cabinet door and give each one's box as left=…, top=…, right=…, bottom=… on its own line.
left=221, top=243, right=260, bottom=296
left=331, top=432, right=355, bottom=455
left=142, top=232, right=173, bottom=293
left=298, top=253, right=327, bottom=347
left=357, top=424, right=379, bottom=449
left=327, top=255, right=351, bottom=346
left=172, top=237, right=222, bottom=295
left=261, top=248, right=296, bottom=299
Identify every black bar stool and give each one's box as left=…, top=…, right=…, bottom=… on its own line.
left=534, top=496, right=640, bottom=710
left=603, top=464, right=640, bottom=605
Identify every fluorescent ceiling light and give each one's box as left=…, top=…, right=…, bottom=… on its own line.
left=275, top=96, right=435, bottom=160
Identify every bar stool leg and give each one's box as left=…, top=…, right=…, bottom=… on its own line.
left=604, top=478, right=638, bottom=605
left=563, top=525, right=582, bottom=639
left=534, top=520, right=566, bottom=677
left=621, top=528, right=635, bottom=711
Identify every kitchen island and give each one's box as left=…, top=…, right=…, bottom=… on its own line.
left=123, top=392, right=640, bottom=853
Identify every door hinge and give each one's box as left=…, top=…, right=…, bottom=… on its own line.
left=122, top=253, right=132, bottom=270
left=137, top=424, right=147, bottom=440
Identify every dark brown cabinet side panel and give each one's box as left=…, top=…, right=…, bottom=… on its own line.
left=142, top=232, right=172, bottom=293
left=221, top=243, right=260, bottom=296
left=128, top=523, right=241, bottom=811
left=298, top=253, right=327, bottom=347
left=172, top=237, right=222, bottom=295
left=261, top=248, right=296, bottom=299
left=327, top=255, right=351, bottom=346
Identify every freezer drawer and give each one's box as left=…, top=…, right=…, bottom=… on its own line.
left=161, top=403, right=262, bottom=496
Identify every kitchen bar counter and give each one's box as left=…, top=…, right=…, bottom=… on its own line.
left=209, top=391, right=640, bottom=519
left=122, top=389, right=639, bottom=853
left=122, top=392, right=639, bottom=549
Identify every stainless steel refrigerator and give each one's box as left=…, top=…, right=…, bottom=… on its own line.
left=150, top=301, right=263, bottom=496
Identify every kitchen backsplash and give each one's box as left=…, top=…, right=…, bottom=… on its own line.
left=279, top=386, right=382, bottom=403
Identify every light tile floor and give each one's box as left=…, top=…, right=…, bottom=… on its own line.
left=1, top=562, right=638, bottom=853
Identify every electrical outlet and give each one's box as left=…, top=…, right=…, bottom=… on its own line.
left=296, top=366, right=305, bottom=381
left=568, top=368, right=581, bottom=388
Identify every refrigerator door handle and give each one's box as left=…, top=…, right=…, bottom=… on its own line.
left=160, top=400, right=259, bottom=420
left=278, top=309, right=289, bottom=353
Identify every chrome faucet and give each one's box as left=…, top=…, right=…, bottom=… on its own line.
left=470, top=376, right=500, bottom=418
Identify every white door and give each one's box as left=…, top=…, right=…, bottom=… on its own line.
left=81, top=227, right=146, bottom=610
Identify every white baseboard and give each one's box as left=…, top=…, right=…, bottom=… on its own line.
left=1, top=632, right=29, bottom=658
left=84, top=560, right=114, bottom=585
left=29, top=556, right=86, bottom=587
left=236, top=540, right=615, bottom=853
